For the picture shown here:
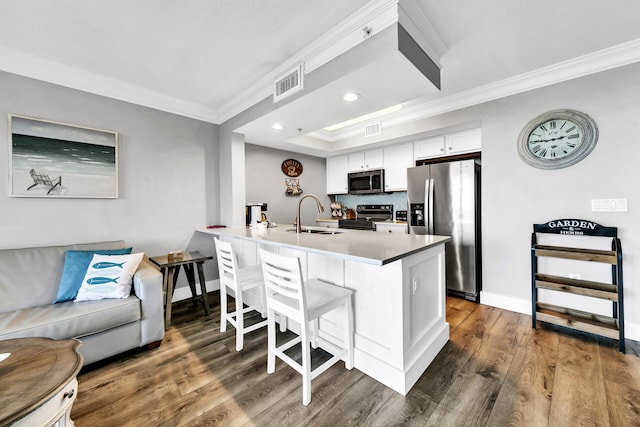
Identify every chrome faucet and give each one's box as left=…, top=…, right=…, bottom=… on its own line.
left=295, top=194, right=325, bottom=233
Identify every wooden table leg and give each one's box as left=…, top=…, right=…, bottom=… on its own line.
left=196, top=261, right=211, bottom=315
left=164, top=266, right=178, bottom=330
left=183, top=263, right=199, bottom=309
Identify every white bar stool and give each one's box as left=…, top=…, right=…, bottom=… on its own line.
left=259, top=249, right=354, bottom=406
left=214, top=238, right=267, bottom=351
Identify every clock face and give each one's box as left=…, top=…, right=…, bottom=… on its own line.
left=517, top=109, right=598, bottom=169
left=526, top=118, right=583, bottom=160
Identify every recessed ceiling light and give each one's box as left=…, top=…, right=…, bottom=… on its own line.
left=342, top=92, right=361, bottom=102
left=271, top=123, right=284, bottom=130
left=323, top=104, right=402, bottom=132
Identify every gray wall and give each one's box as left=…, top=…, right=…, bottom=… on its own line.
left=0, top=71, right=219, bottom=293
left=375, top=63, right=639, bottom=338
left=245, top=143, right=330, bottom=226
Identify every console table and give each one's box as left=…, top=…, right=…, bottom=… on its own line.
left=150, top=251, right=213, bottom=329
left=0, top=337, right=83, bottom=426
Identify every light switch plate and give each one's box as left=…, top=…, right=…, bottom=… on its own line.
left=591, top=198, right=628, bottom=212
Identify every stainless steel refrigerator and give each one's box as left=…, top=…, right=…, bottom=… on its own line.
left=407, top=159, right=481, bottom=301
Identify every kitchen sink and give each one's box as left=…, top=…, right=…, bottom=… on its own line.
left=285, top=228, right=342, bottom=235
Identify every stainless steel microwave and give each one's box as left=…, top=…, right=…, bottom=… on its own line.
left=348, top=169, right=385, bottom=194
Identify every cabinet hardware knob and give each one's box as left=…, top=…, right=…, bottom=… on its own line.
left=64, top=389, right=75, bottom=399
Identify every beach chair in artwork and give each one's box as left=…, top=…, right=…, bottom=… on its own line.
left=27, top=169, right=62, bottom=195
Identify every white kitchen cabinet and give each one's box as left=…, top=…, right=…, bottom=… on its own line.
left=326, top=155, right=349, bottom=194
left=383, top=143, right=414, bottom=191
left=414, top=136, right=445, bottom=159
left=315, top=219, right=339, bottom=229
left=414, top=128, right=481, bottom=160
left=348, top=149, right=383, bottom=171
left=375, top=222, right=408, bottom=234
left=446, top=128, right=482, bottom=155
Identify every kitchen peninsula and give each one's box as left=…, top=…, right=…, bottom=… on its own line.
left=198, top=226, right=451, bottom=395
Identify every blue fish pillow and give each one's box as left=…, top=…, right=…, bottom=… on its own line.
left=54, top=248, right=133, bottom=303
left=75, top=253, right=144, bottom=301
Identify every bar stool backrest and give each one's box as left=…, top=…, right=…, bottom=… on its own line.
left=259, top=250, right=309, bottom=328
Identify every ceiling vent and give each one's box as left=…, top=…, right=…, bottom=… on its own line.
left=364, top=122, right=382, bottom=137
left=273, top=64, right=304, bottom=103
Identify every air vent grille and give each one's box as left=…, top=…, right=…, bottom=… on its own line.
left=364, top=122, right=382, bottom=137
left=274, top=64, right=304, bottom=103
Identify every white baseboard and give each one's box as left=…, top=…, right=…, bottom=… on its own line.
left=480, top=291, right=531, bottom=315
left=171, top=279, right=220, bottom=302
left=625, top=322, right=640, bottom=343
left=480, top=290, right=640, bottom=342
left=171, top=285, right=640, bottom=343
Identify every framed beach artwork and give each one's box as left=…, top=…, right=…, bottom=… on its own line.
left=8, top=115, right=118, bottom=198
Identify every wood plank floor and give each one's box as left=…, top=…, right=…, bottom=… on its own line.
left=72, top=294, right=640, bottom=426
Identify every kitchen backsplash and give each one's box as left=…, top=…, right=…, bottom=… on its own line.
left=335, top=192, right=407, bottom=215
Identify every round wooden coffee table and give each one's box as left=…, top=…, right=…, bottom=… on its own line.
left=0, top=337, right=83, bottom=426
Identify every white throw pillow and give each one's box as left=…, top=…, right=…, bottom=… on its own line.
left=75, top=253, right=144, bottom=301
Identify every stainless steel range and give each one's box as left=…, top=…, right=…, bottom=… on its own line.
left=338, top=204, right=393, bottom=230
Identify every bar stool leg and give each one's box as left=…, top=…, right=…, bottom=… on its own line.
left=267, top=308, right=277, bottom=374
left=220, top=282, right=228, bottom=333
left=301, top=323, right=312, bottom=406
left=345, top=295, right=354, bottom=370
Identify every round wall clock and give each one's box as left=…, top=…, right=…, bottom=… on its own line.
left=517, top=109, right=598, bottom=169
left=281, top=158, right=303, bottom=177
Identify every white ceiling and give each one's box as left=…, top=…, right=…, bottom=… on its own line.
left=2, top=0, right=640, bottom=155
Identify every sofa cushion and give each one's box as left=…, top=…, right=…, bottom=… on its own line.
left=0, top=241, right=125, bottom=313
left=0, top=296, right=141, bottom=341
left=75, top=253, right=144, bottom=302
left=54, top=247, right=133, bottom=303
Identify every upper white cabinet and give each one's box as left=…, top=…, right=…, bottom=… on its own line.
left=414, top=136, right=445, bottom=159
left=326, top=155, right=349, bottom=194
left=348, top=149, right=383, bottom=171
left=383, top=143, right=413, bottom=191
left=414, top=128, right=481, bottom=160
left=446, top=128, right=482, bottom=154
left=326, top=128, right=481, bottom=196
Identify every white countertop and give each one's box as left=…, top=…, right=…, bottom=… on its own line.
left=198, top=226, right=450, bottom=265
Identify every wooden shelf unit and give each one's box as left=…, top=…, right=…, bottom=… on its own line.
left=531, top=219, right=625, bottom=352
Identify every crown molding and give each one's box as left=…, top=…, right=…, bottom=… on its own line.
left=0, top=44, right=219, bottom=123
left=215, top=0, right=399, bottom=124
left=397, top=0, right=447, bottom=66
left=1, top=14, right=639, bottom=133
left=306, top=38, right=640, bottom=144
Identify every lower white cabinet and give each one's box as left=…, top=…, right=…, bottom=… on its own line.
left=315, top=219, right=339, bottom=229
left=375, top=222, right=408, bottom=234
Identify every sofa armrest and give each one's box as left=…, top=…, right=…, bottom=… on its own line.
left=133, top=260, right=165, bottom=344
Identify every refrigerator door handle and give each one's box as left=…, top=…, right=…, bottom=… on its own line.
left=427, top=178, right=434, bottom=234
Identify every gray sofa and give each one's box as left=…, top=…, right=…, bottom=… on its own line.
left=0, top=241, right=165, bottom=365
